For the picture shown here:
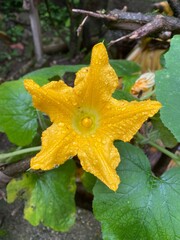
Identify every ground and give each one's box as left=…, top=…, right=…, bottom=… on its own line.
left=0, top=199, right=102, bottom=240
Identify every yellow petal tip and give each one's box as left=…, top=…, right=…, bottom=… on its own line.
left=91, top=42, right=109, bottom=66
left=24, top=79, right=37, bottom=91
left=108, top=176, right=120, bottom=192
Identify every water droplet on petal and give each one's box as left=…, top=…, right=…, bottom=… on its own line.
left=72, top=102, right=77, bottom=106
left=58, top=122, right=64, bottom=127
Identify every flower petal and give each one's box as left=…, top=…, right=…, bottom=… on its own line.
left=74, top=43, right=118, bottom=108
left=101, top=99, right=162, bottom=142
left=77, top=136, right=120, bottom=191
left=24, top=79, right=76, bottom=123
left=30, top=123, right=78, bottom=170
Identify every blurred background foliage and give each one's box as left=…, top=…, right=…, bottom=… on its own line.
left=0, top=0, right=161, bottom=81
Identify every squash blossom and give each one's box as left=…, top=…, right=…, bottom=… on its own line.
left=24, top=43, right=161, bottom=191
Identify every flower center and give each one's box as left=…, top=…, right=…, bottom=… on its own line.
left=72, top=107, right=99, bottom=135
left=81, top=117, right=93, bottom=128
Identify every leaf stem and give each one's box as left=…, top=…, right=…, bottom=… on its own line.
left=0, top=146, right=41, bottom=161
left=136, top=132, right=180, bottom=164
left=36, top=110, right=47, bottom=130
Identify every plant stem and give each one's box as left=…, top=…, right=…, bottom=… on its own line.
left=0, top=146, right=41, bottom=161
left=36, top=110, right=47, bottom=130
left=136, top=132, right=180, bottom=164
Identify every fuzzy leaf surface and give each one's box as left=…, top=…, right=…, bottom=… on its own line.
left=93, top=142, right=180, bottom=240
left=152, top=114, right=177, bottom=148
left=0, top=80, right=39, bottom=146
left=110, top=60, right=140, bottom=76
left=156, top=35, right=180, bottom=141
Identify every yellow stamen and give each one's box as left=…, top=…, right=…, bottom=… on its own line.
left=81, top=117, right=93, bottom=128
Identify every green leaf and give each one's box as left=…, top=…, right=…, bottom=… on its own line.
left=93, top=142, right=180, bottom=240
left=110, top=60, right=140, bottom=76
left=155, top=35, right=180, bottom=141
left=7, top=160, right=76, bottom=232
left=0, top=80, right=38, bottom=146
left=122, top=74, right=139, bottom=93
left=152, top=114, right=177, bottom=148
left=112, top=89, right=137, bottom=102
left=110, top=60, right=140, bottom=93
left=81, top=172, right=97, bottom=194
left=22, top=65, right=86, bottom=82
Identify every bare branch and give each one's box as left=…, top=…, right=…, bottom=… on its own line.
left=109, top=15, right=170, bottom=46
left=73, top=8, right=180, bottom=45
left=0, top=159, right=30, bottom=188
left=77, top=16, right=89, bottom=36
left=72, top=9, right=118, bottom=21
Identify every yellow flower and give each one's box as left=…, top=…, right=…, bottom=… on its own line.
left=24, top=43, right=161, bottom=191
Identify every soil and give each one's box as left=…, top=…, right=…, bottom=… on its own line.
left=0, top=199, right=102, bottom=240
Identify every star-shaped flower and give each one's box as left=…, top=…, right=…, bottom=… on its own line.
left=24, top=43, right=161, bottom=191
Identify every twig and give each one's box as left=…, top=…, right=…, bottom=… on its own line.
left=72, top=9, right=118, bottom=21
left=0, top=158, right=30, bottom=188
left=109, top=15, right=167, bottom=46
left=1, top=159, right=30, bottom=177
left=73, top=8, right=180, bottom=45
left=77, top=16, right=89, bottom=36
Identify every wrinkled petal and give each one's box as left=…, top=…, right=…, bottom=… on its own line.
left=24, top=79, right=77, bottom=123
left=30, top=123, right=78, bottom=170
left=100, top=99, right=162, bottom=142
left=74, top=43, right=118, bottom=108
left=77, top=136, right=120, bottom=191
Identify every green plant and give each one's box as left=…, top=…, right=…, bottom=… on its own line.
left=0, top=35, right=180, bottom=239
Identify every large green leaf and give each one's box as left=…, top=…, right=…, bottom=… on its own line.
left=112, top=89, right=137, bottom=101
left=155, top=35, right=180, bottom=141
left=0, top=80, right=39, bottom=146
left=7, top=160, right=76, bottom=232
left=152, top=114, right=177, bottom=148
left=110, top=60, right=140, bottom=92
left=22, top=65, right=86, bottom=82
left=93, top=142, right=180, bottom=240
left=110, top=60, right=140, bottom=76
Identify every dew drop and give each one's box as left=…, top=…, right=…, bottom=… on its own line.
left=58, top=122, right=64, bottom=127
left=72, top=102, right=77, bottom=106
left=102, top=139, right=107, bottom=144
